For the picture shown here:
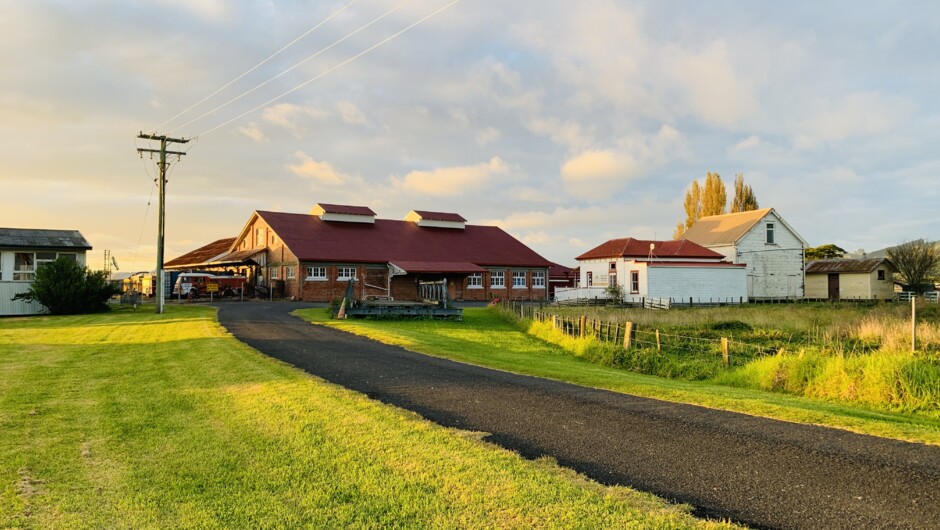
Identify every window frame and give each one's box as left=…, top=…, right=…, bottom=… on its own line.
left=766, top=223, right=775, bottom=245
left=269, top=267, right=278, bottom=280
left=586, top=271, right=593, bottom=287
left=490, top=270, right=505, bottom=288
left=877, top=269, right=886, bottom=281
left=306, top=266, right=326, bottom=281
left=512, top=270, right=527, bottom=289
left=337, top=266, right=357, bottom=281
left=532, top=271, right=545, bottom=289
left=286, top=266, right=295, bottom=280
left=630, top=270, right=640, bottom=294
left=13, top=252, right=36, bottom=281
left=467, top=272, right=483, bottom=289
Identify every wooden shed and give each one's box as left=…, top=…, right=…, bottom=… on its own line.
left=0, top=228, right=92, bottom=315
left=804, top=258, right=897, bottom=300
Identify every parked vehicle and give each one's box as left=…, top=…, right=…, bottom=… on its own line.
left=173, top=273, right=246, bottom=297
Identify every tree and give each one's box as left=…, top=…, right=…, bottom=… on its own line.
left=805, top=244, right=847, bottom=261
left=675, top=172, right=727, bottom=239
left=730, top=173, right=759, bottom=213
left=701, top=172, right=727, bottom=217
left=12, top=257, right=118, bottom=315
left=887, top=240, right=940, bottom=294
left=674, top=180, right=702, bottom=239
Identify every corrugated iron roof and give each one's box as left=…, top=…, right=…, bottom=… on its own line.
left=680, top=208, right=773, bottom=246
left=805, top=258, right=891, bottom=274
left=411, top=210, right=467, bottom=223
left=165, top=238, right=235, bottom=268
left=647, top=261, right=745, bottom=268
left=314, top=203, right=376, bottom=216
left=548, top=262, right=576, bottom=278
left=257, top=211, right=552, bottom=268
left=390, top=261, right=485, bottom=273
left=576, top=238, right=724, bottom=261
left=0, top=228, right=92, bottom=250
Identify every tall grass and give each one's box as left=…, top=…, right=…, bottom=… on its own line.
left=522, top=303, right=940, bottom=415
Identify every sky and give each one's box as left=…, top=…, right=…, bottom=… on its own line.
left=2, top=0, right=938, bottom=272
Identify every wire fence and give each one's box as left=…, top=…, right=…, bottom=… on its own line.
left=503, top=301, right=795, bottom=367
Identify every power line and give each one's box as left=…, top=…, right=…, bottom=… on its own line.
left=196, top=0, right=461, bottom=138
left=153, top=0, right=361, bottom=132
left=169, top=0, right=413, bottom=135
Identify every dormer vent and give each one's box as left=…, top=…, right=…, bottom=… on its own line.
left=404, top=210, right=466, bottom=229
left=310, top=203, right=376, bottom=224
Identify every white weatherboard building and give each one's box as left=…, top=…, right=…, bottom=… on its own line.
left=0, top=228, right=92, bottom=315
left=562, top=238, right=747, bottom=304
left=681, top=208, right=807, bottom=300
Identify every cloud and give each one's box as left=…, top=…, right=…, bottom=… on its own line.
left=235, top=122, right=267, bottom=143
left=287, top=151, right=351, bottom=186
left=527, top=117, right=593, bottom=151
left=337, top=101, right=366, bottom=125
left=262, top=103, right=329, bottom=135
left=475, top=126, right=501, bottom=147
left=661, top=40, right=759, bottom=127
left=561, top=150, right=642, bottom=198
left=731, top=135, right=762, bottom=152
left=508, top=186, right=558, bottom=203
left=394, top=157, right=510, bottom=196
left=794, top=91, right=913, bottom=148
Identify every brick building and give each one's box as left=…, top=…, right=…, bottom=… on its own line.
left=172, top=203, right=552, bottom=302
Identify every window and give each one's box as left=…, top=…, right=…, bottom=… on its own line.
left=286, top=266, right=295, bottom=279
left=609, top=262, right=617, bottom=271
left=269, top=267, right=278, bottom=280
left=255, top=228, right=265, bottom=247
left=532, top=271, right=545, bottom=289
left=512, top=271, right=526, bottom=288
left=468, top=273, right=483, bottom=288
left=766, top=223, right=775, bottom=244
left=14, top=253, right=35, bottom=281
left=586, top=271, right=593, bottom=287
left=490, top=270, right=505, bottom=288
left=306, top=266, right=326, bottom=280
left=630, top=271, right=639, bottom=294
left=58, top=253, right=77, bottom=262
left=36, top=251, right=57, bottom=268
left=609, top=273, right=617, bottom=288
left=338, top=267, right=357, bottom=281
left=877, top=269, right=886, bottom=281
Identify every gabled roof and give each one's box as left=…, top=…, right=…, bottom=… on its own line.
left=165, top=238, right=236, bottom=268
left=410, top=210, right=467, bottom=223
left=313, top=203, right=376, bottom=216
left=249, top=211, right=552, bottom=268
left=576, top=238, right=724, bottom=261
left=0, top=228, right=92, bottom=250
left=805, top=258, right=892, bottom=274
left=680, top=208, right=773, bottom=246
left=548, top=262, right=577, bottom=278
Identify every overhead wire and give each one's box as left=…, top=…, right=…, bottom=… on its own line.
left=195, top=0, right=461, bottom=138
left=153, top=0, right=361, bottom=132
left=169, top=0, right=414, bottom=135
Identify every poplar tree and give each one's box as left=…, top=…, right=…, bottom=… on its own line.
left=674, top=180, right=702, bottom=239
left=701, top=172, right=727, bottom=217
left=731, top=173, right=759, bottom=213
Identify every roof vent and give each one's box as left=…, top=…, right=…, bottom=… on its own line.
left=310, top=203, right=376, bottom=224
left=404, top=210, right=466, bottom=229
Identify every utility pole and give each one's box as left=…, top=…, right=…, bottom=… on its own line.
left=137, top=132, right=189, bottom=314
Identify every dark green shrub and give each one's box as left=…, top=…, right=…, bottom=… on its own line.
left=12, top=257, right=118, bottom=315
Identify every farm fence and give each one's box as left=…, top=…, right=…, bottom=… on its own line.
left=502, top=301, right=787, bottom=367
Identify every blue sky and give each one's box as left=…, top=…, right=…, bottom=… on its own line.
left=1, top=0, right=937, bottom=270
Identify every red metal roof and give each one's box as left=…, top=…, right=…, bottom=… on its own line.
left=315, top=203, right=376, bottom=216
left=165, top=238, right=235, bottom=268
left=647, top=261, right=745, bottom=268
left=411, top=210, right=467, bottom=223
left=391, top=261, right=485, bottom=273
left=257, top=211, right=552, bottom=268
left=576, top=238, right=724, bottom=261
left=548, top=262, right=577, bottom=279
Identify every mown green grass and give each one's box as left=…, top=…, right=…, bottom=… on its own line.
left=296, top=308, right=940, bottom=446
left=0, top=306, right=738, bottom=529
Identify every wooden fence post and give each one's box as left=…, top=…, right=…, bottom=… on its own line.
left=655, top=329, right=661, bottom=352
left=721, top=337, right=730, bottom=367
left=624, top=322, right=634, bottom=349
left=579, top=315, right=587, bottom=338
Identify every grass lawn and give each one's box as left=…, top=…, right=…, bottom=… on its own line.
left=296, top=308, right=940, bottom=446
left=0, top=306, right=737, bottom=529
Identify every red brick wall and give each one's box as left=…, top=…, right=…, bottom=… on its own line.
left=458, top=268, right=549, bottom=301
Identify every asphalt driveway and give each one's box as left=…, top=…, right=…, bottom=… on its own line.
left=217, top=302, right=940, bottom=530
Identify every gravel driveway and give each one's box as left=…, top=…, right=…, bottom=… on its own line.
left=217, top=302, right=940, bottom=530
